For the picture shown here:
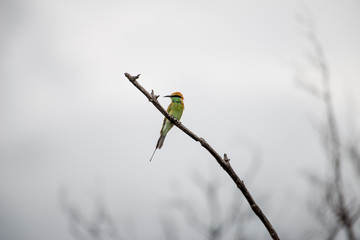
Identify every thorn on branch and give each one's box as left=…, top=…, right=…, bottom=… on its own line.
left=149, top=90, right=160, bottom=102
left=224, top=153, right=230, bottom=162
left=124, top=72, right=141, bottom=82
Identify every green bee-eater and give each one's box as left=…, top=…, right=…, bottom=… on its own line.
left=150, top=92, right=184, bottom=161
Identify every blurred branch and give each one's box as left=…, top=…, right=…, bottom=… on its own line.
left=294, top=65, right=323, bottom=99
left=58, top=187, right=122, bottom=240
left=296, top=8, right=359, bottom=240
left=170, top=198, right=208, bottom=235
left=125, top=73, right=279, bottom=240
left=161, top=216, right=179, bottom=240
left=348, top=142, right=360, bottom=177
left=169, top=171, right=254, bottom=240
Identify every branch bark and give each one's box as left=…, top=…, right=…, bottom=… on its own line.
left=124, top=72, right=280, bottom=240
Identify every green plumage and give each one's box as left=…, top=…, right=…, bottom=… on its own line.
left=150, top=92, right=184, bottom=161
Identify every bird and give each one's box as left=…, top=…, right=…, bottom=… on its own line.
left=150, top=92, right=184, bottom=161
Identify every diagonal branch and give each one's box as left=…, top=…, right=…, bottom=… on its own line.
left=124, top=72, right=280, bottom=240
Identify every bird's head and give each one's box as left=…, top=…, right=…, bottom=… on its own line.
left=164, top=92, right=184, bottom=101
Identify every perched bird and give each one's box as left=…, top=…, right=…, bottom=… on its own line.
left=150, top=92, right=184, bottom=161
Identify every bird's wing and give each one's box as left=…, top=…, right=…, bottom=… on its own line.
left=166, top=102, right=173, bottom=113
left=159, top=103, right=173, bottom=134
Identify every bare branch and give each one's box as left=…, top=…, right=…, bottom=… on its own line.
left=124, top=73, right=280, bottom=240
left=296, top=8, right=359, bottom=240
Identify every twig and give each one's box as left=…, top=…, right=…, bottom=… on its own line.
left=124, top=72, right=280, bottom=240
left=296, top=9, right=358, bottom=240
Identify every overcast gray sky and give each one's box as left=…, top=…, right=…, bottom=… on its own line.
left=0, top=0, right=359, bottom=239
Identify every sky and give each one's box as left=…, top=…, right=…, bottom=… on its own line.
left=0, top=0, right=360, bottom=239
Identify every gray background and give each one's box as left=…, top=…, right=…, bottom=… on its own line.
left=0, top=0, right=359, bottom=239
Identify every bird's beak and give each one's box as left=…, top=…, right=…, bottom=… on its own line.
left=163, top=95, right=172, bottom=98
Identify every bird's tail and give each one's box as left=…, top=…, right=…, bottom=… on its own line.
left=149, top=135, right=166, bottom=161
left=149, top=148, right=157, bottom=162
left=156, top=135, right=166, bottom=149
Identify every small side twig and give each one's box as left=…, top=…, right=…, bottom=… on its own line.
left=124, top=72, right=280, bottom=240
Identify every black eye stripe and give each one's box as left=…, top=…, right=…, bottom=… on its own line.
left=172, top=95, right=182, bottom=98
